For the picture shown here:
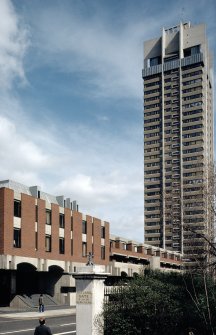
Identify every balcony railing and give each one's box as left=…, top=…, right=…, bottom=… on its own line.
left=142, top=53, right=203, bottom=77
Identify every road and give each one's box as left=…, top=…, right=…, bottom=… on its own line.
left=0, top=314, right=76, bottom=335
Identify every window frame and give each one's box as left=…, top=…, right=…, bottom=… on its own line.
left=13, top=228, right=21, bottom=248
left=45, top=235, right=52, bottom=252
left=59, top=237, right=65, bottom=254
left=14, top=200, right=21, bottom=218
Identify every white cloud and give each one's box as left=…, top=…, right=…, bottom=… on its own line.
left=97, top=115, right=109, bottom=122
left=26, top=0, right=216, bottom=101
left=22, top=3, right=158, bottom=99
left=54, top=171, right=144, bottom=241
left=0, top=0, right=29, bottom=90
left=0, top=99, right=143, bottom=239
left=0, top=115, right=50, bottom=182
left=56, top=171, right=142, bottom=204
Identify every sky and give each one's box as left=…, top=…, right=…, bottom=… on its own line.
left=0, top=0, right=215, bottom=242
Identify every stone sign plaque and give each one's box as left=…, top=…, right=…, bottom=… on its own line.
left=76, top=291, right=92, bottom=304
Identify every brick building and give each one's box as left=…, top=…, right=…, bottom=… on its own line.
left=0, top=180, right=182, bottom=307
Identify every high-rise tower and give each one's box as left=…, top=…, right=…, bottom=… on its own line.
left=142, top=22, right=214, bottom=265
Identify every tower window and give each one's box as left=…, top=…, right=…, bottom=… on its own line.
left=149, top=56, right=161, bottom=67
left=184, top=45, right=200, bottom=57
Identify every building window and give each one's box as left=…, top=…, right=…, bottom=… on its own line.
left=82, top=220, right=87, bottom=234
left=82, top=242, right=87, bottom=257
left=13, top=228, right=21, bottom=248
left=71, top=239, right=73, bottom=255
left=184, top=45, right=200, bottom=57
left=59, top=238, right=65, bottom=254
left=14, top=200, right=21, bottom=218
left=35, top=205, right=38, bottom=222
left=149, top=56, right=161, bottom=66
left=101, top=246, right=105, bottom=259
left=59, top=214, right=65, bottom=228
left=101, top=226, right=105, bottom=239
left=35, top=231, right=38, bottom=250
left=45, top=235, right=51, bottom=252
left=46, top=210, right=51, bottom=225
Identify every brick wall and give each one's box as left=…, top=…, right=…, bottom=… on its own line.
left=21, top=193, right=36, bottom=256
left=64, top=208, right=72, bottom=258
left=0, top=188, right=5, bottom=254
left=0, top=188, right=14, bottom=254
left=0, top=187, right=110, bottom=265
left=86, top=215, right=93, bottom=254
left=92, top=217, right=101, bottom=263
left=104, top=221, right=110, bottom=264
left=51, top=203, right=59, bottom=259
left=37, top=198, right=46, bottom=257
left=72, top=210, right=82, bottom=262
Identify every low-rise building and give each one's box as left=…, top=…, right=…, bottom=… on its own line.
left=109, top=235, right=182, bottom=276
left=0, top=180, right=182, bottom=307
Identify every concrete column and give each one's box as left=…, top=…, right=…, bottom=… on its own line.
left=73, top=265, right=109, bottom=335
left=149, top=256, right=161, bottom=270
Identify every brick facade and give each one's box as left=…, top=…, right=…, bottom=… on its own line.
left=0, top=188, right=5, bottom=254
left=0, top=187, right=110, bottom=266
left=1, top=188, right=14, bottom=255
left=0, top=181, right=183, bottom=273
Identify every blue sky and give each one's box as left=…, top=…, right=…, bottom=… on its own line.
left=0, top=0, right=215, bottom=241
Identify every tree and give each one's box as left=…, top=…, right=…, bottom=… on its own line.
left=98, top=270, right=216, bottom=335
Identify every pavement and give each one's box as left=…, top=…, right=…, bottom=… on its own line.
left=0, top=306, right=76, bottom=319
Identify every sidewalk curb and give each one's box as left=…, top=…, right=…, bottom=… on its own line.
left=0, top=308, right=76, bottom=319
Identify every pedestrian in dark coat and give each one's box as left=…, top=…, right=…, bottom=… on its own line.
left=39, top=294, right=44, bottom=312
left=34, top=317, right=52, bottom=335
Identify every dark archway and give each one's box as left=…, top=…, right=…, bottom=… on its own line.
left=45, top=265, right=64, bottom=296
left=16, top=262, right=38, bottom=295
left=17, top=262, right=37, bottom=272
left=49, top=265, right=64, bottom=273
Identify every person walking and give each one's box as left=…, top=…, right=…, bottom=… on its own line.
left=39, top=294, right=44, bottom=312
left=34, top=317, right=52, bottom=335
